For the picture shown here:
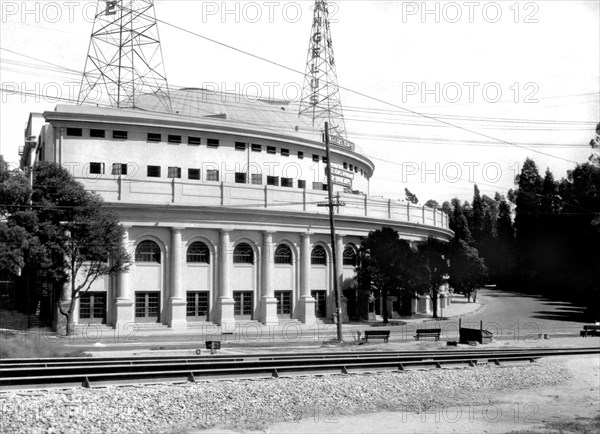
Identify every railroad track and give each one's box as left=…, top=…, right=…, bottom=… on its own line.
left=1, top=347, right=598, bottom=390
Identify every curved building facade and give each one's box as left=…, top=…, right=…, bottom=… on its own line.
left=22, top=89, right=453, bottom=329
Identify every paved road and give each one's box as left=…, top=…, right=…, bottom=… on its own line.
left=48, top=287, right=592, bottom=352
left=418, top=287, right=589, bottom=341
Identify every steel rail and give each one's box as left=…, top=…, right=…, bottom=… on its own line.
left=1, top=346, right=594, bottom=367
left=1, top=347, right=598, bottom=390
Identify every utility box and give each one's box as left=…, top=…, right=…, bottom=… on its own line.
left=459, top=319, right=493, bottom=344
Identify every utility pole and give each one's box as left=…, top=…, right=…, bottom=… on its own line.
left=324, top=122, right=343, bottom=342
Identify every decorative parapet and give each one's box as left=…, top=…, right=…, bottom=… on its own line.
left=77, top=176, right=450, bottom=230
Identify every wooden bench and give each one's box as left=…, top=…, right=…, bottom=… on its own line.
left=581, top=325, right=600, bottom=337
left=221, top=331, right=234, bottom=342
left=414, top=329, right=441, bottom=341
left=364, top=330, right=390, bottom=343
left=205, top=340, right=221, bottom=350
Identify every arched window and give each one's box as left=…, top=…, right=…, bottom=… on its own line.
left=311, top=245, right=327, bottom=265
left=233, top=243, right=254, bottom=264
left=343, top=246, right=357, bottom=266
left=135, top=240, right=161, bottom=263
left=274, top=244, right=292, bottom=264
left=187, top=241, right=210, bottom=264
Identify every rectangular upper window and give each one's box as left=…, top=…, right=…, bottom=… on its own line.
left=251, top=174, right=262, bottom=185
left=323, top=156, right=328, bottom=163
left=89, top=162, right=104, bottom=175
left=112, top=163, right=127, bottom=176
left=188, top=168, right=201, bottom=180
left=147, top=165, right=161, bottom=177
left=66, top=128, right=82, bottom=137
left=147, top=133, right=161, bottom=142
left=267, top=176, right=279, bottom=186
left=235, top=172, right=247, bottom=183
left=113, top=130, right=128, bottom=140
left=188, top=136, right=201, bottom=146
left=322, top=183, right=329, bottom=191
left=297, top=151, right=304, bottom=159
left=312, top=154, right=320, bottom=162
left=298, top=180, right=306, bottom=189
left=207, top=138, right=219, bottom=148
left=349, top=164, right=353, bottom=171
left=251, top=144, right=262, bottom=152
left=168, top=135, right=182, bottom=144
left=343, top=162, right=348, bottom=169
left=267, top=146, right=276, bottom=154
left=235, top=142, right=246, bottom=151
left=168, top=167, right=181, bottom=178
left=206, top=169, right=219, bottom=182
left=90, top=129, right=105, bottom=138
left=281, top=177, right=293, bottom=188
left=281, top=148, right=290, bottom=157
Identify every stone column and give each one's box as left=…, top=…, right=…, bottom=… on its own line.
left=411, top=293, right=419, bottom=316
left=335, top=235, right=349, bottom=323
left=168, top=227, right=187, bottom=329
left=217, top=230, right=235, bottom=329
left=298, top=233, right=315, bottom=323
left=115, top=226, right=134, bottom=329
left=260, top=231, right=278, bottom=325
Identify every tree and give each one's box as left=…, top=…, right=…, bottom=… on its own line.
left=58, top=213, right=131, bottom=335
left=405, top=188, right=419, bottom=204
left=0, top=156, right=31, bottom=279
left=0, top=162, right=132, bottom=335
left=356, top=227, right=415, bottom=323
left=589, top=122, right=600, bottom=165
left=415, top=238, right=449, bottom=318
left=425, top=199, right=440, bottom=208
left=514, top=158, right=543, bottom=283
left=449, top=198, right=473, bottom=244
left=449, top=240, right=488, bottom=302
left=471, top=185, right=484, bottom=246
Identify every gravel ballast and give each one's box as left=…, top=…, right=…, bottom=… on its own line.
left=0, top=360, right=573, bottom=433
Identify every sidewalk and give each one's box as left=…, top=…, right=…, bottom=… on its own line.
left=1, top=294, right=483, bottom=349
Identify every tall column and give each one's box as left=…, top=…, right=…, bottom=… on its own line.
left=115, top=226, right=134, bottom=329
left=299, top=233, right=315, bottom=323
left=260, top=231, right=278, bottom=325
left=168, top=227, right=187, bottom=329
left=336, top=235, right=349, bottom=323
left=217, top=229, right=235, bottom=329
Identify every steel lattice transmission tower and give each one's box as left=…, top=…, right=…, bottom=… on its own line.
left=78, top=0, right=172, bottom=112
left=299, top=0, right=348, bottom=144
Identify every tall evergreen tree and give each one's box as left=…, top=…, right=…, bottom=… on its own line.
left=471, top=185, right=485, bottom=246
left=514, top=158, right=543, bottom=285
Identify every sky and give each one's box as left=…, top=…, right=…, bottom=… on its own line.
left=1, top=0, right=598, bottom=204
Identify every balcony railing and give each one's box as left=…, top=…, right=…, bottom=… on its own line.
left=77, top=176, right=449, bottom=229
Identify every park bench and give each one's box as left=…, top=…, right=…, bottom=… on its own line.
left=580, top=325, right=600, bottom=337
left=414, top=328, right=441, bottom=341
left=364, top=330, right=390, bottom=343
left=221, top=331, right=234, bottom=342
